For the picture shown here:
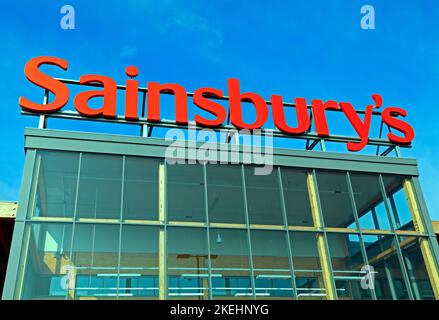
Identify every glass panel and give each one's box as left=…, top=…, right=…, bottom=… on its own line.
left=390, top=190, right=413, bottom=230
left=250, top=230, right=293, bottom=299
left=358, top=210, right=375, bottom=229
left=281, top=168, right=313, bottom=227
left=123, top=157, right=159, bottom=221
left=32, top=151, right=79, bottom=218
left=76, top=154, right=123, bottom=219
left=70, top=224, right=120, bottom=299
left=167, top=163, right=205, bottom=222
left=326, top=233, right=371, bottom=300
left=209, top=228, right=252, bottom=298
left=316, top=171, right=356, bottom=228
left=363, top=234, right=410, bottom=299
left=119, top=225, right=159, bottom=299
left=383, top=175, right=415, bottom=231
left=399, top=236, right=434, bottom=299
left=20, top=223, right=72, bottom=299
left=168, top=227, right=209, bottom=299
left=206, top=164, right=246, bottom=224
left=290, top=232, right=325, bottom=299
left=245, top=167, right=283, bottom=225
left=350, top=173, right=391, bottom=230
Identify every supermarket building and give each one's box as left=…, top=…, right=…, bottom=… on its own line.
left=1, top=57, right=439, bottom=300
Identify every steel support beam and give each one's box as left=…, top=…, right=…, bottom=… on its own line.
left=158, top=163, right=167, bottom=300
left=403, top=179, right=439, bottom=299
left=306, top=171, right=337, bottom=300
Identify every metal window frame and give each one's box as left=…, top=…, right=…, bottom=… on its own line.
left=3, top=128, right=438, bottom=301
left=277, top=167, right=298, bottom=298
left=306, top=170, right=338, bottom=300
left=377, top=174, right=415, bottom=299
left=345, top=171, right=378, bottom=300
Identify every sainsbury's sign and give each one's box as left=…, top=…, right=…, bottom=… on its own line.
left=19, top=56, right=414, bottom=152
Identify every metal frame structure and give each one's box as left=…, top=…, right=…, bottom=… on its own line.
left=2, top=128, right=438, bottom=300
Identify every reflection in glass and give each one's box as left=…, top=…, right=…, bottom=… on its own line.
left=363, top=234, right=410, bottom=299
left=383, top=175, right=415, bottom=230
left=280, top=168, right=314, bottom=227
left=206, top=165, right=246, bottom=224
left=168, top=227, right=209, bottom=299
left=32, top=151, right=79, bottom=218
left=350, top=173, right=391, bottom=230
left=245, top=167, right=283, bottom=225
left=20, top=223, right=72, bottom=299
left=209, top=228, right=252, bottom=298
left=119, top=225, right=159, bottom=299
left=167, top=163, right=205, bottom=222
left=18, top=149, right=438, bottom=301
left=326, top=233, right=371, bottom=299
left=250, top=230, right=293, bottom=299
left=316, top=171, right=356, bottom=228
left=290, top=232, right=325, bottom=299
left=399, top=236, right=434, bottom=299
left=123, top=157, right=159, bottom=221
left=70, top=224, right=120, bottom=299
left=76, top=154, right=123, bottom=219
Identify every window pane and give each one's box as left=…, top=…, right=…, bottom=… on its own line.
left=168, top=227, right=209, bottom=299
left=70, top=224, right=120, bottom=299
left=206, top=165, right=246, bottom=224
left=383, top=175, right=415, bottom=231
left=290, top=232, right=325, bottom=299
left=32, top=151, right=79, bottom=218
left=245, top=167, right=283, bottom=225
left=326, top=233, right=371, bottom=300
left=209, top=228, right=252, bottom=298
left=20, top=223, right=72, bottom=299
left=281, top=168, right=313, bottom=227
left=350, top=173, right=391, bottom=230
left=358, top=210, right=375, bottom=229
left=251, top=230, right=293, bottom=299
left=76, top=154, right=123, bottom=219
left=119, top=225, right=159, bottom=299
left=363, top=234, right=410, bottom=299
left=123, top=157, right=159, bottom=221
left=399, top=236, right=434, bottom=299
left=316, top=171, right=356, bottom=228
left=167, top=163, right=205, bottom=222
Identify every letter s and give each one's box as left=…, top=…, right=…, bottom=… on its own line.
left=382, top=107, right=415, bottom=144
left=19, top=56, right=69, bottom=112
left=194, top=87, right=226, bottom=127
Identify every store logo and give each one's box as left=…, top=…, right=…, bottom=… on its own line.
left=19, top=56, right=415, bottom=152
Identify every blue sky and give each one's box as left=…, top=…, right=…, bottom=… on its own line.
left=1, top=1, right=438, bottom=219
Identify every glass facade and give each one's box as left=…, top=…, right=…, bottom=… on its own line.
left=4, top=142, right=439, bottom=300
